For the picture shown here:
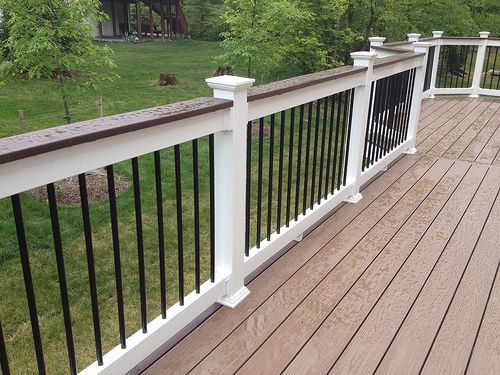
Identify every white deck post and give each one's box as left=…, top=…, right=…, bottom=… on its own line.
left=205, top=75, right=255, bottom=308
left=344, top=51, right=377, bottom=204
left=407, top=33, right=421, bottom=43
left=405, top=42, right=431, bottom=154
left=429, top=31, right=444, bottom=98
left=470, top=31, right=490, bottom=98
left=369, top=37, right=386, bottom=52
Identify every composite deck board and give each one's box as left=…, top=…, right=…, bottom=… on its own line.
left=418, top=98, right=489, bottom=153
left=188, top=158, right=444, bottom=374
left=416, top=98, right=484, bottom=148
left=420, top=187, right=500, bottom=375
left=477, top=122, right=500, bottom=165
left=460, top=107, right=500, bottom=162
left=443, top=102, right=500, bottom=159
left=372, top=165, right=499, bottom=375
left=286, top=163, right=486, bottom=375
left=238, top=161, right=468, bottom=375
left=466, top=263, right=500, bottom=375
left=145, top=98, right=500, bottom=375
left=144, top=154, right=427, bottom=374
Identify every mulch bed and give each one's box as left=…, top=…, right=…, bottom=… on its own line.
left=30, top=169, right=130, bottom=205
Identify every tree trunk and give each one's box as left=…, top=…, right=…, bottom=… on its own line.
left=59, top=77, right=72, bottom=124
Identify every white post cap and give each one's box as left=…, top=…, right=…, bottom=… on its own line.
left=407, top=33, right=421, bottom=42
left=369, top=37, right=386, bottom=47
left=205, top=75, right=255, bottom=92
left=479, top=31, right=490, bottom=38
left=351, top=51, right=377, bottom=67
left=432, top=31, right=444, bottom=38
left=413, top=41, right=431, bottom=53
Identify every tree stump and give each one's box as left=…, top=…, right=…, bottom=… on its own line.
left=213, top=66, right=234, bottom=77
left=158, top=73, right=178, bottom=86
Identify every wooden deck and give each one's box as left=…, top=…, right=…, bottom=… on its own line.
left=145, top=97, right=500, bottom=375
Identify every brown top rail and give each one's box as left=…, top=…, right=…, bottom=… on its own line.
left=247, top=65, right=367, bottom=102
left=373, top=51, right=425, bottom=68
left=0, top=97, right=232, bottom=165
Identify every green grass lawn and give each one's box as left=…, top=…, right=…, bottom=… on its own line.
left=0, top=40, right=352, bottom=374
left=0, top=39, right=221, bottom=138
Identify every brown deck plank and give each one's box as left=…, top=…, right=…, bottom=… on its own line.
left=466, top=265, right=500, bottom=375
left=418, top=100, right=491, bottom=155
left=476, top=122, right=500, bottom=165
left=371, top=166, right=499, bottom=375
left=284, top=163, right=487, bottom=375
left=419, top=97, right=451, bottom=120
left=420, top=187, right=500, bottom=375
left=443, top=102, right=500, bottom=159
left=187, top=158, right=446, bottom=374
left=144, top=155, right=428, bottom=374
left=460, top=107, right=500, bottom=162
left=237, top=160, right=468, bottom=375
left=418, top=98, right=468, bottom=131
left=416, top=98, right=484, bottom=148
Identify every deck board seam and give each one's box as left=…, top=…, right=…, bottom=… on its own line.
left=368, top=165, right=490, bottom=375
left=418, top=186, right=500, bottom=375
left=274, top=160, right=459, bottom=374
left=189, top=157, right=440, bottom=374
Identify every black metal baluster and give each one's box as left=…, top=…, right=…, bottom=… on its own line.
left=11, top=195, right=46, bottom=373
left=343, top=89, right=355, bottom=187
left=106, top=166, right=127, bottom=343
left=398, top=70, right=411, bottom=145
left=495, top=48, right=500, bottom=90
left=331, top=93, right=342, bottom=192
left=153, top=152, right=167, bottom=318
left=245, top=122, right=252, bottom=256
left=324, top=95, right=336, bottom=196
left=460, top=46, right=468, bottom=88
left=256, top=118, right=264, bottom=246
left=174, top=145, right=185, bottom=305
left=286, top=108, right=295, bottom=226
left=394, top=72, right=405, bottom=149
left=489, top=47, right=498, bottom=89
left=443, top=46, right=451, bottom=88
left=78, top=174, right=103, bottom=365
left=209, top=134, right=215, bottom=282
left=317, top=97, right=328, bottom=204
left=482, top=46, right=492, bottom=88
left=363, top=83, right=375, bottom=171
left=277, top=111, right=286, bottom=233
left=382, top=75, right=396, bottom=155
left=192, top=140, right=201, bottom=293
left=295, top=106, right=304, bottom=220
left=403, top=69, right=417, bottom=141
left=310, top=99, right=321, bottom=209
left=378, top=76, right=391, bottom=160
left=267, top=115, right=275, bottom=240
left=467, top=46, right=476, bottom=87
left=454, top=46, right=464, bottom=88
left=371, top=78, right=387, bottom=164
left=132, top=158, right=147, bottom=333
left=46, top=183, right=77, bottom=374
left=338, top=89, right=351, bottom=189
left=0, top=321, right=9, bottom=375
left=302, top=103, right=313, bottom=214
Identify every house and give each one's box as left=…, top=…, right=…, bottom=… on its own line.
left=90, top=0, right=188, bottom=39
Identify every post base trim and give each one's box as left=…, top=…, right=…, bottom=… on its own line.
left=217, top=286, right=250, bottom=309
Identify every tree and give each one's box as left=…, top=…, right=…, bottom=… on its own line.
left=183, top=0, right=225, bottom=41
left=0, top=0, right=117, bottom=123
left=218, top=0, right=327, bottom=79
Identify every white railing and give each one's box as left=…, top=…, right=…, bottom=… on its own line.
left=3, top=32, right=496, bottom=374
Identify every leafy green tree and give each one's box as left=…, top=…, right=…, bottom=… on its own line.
left=219, top=0, right=327, bottom=79
left=0, top=0, right=117, bottom=123
left=183, top=0, right=225, bottom=41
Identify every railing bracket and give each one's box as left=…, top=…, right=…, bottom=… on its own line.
left=344, top=193, right=363, bottom=204
left=404, top=147, right=417, bottom=155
